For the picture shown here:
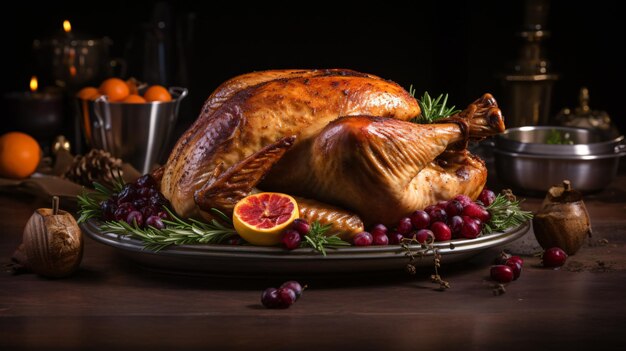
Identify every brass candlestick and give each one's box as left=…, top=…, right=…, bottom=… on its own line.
left=502, top=0, right=558, bottom=128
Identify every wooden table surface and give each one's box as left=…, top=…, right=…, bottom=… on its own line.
left=1, top=170, right=625, bottom=351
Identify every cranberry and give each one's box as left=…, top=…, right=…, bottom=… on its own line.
left=145, top=215, right=165, bottom=229
left=415, top=229, right=434, bottom=244
left=445, top=200, right=464, bottom=217
left=281, top=229, right=302, bottom=250
left=478, top=188, right=496, bottom=206
left=431, top=221, right=452, bottom=242
left=373, top=233, right=389, bottom=245
left=543, top=247, right=568, bottom=268
left=280, top=281, right=304, bottom=300
left=291, top=219, right=311, bottom=236
left=126, top=210, right=144, bottom=227
left=462, top=202, right=491, bottom=223
left=506, top=261, right=522, bottom=280
left=388, top=232, right=405, bottom=244
left=135, top=174, right=157, bottom=188
left=452, top=194, right=473, bottom=207
left=396, top=217, right=413, bottom=234
left=410, top=210, right=430, bottom=230
left=447, top=215, right=463, bottom=237
left=490, top=265, right=514, bottom=283
left=370, top=224, right=388, bottom=237
left=460, top=216, right=481, bottom=239
left=353, top=232, right=373, bottom=246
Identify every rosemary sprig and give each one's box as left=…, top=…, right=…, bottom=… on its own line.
left=410, top=90, right=461, bottom=124
left=77, top=178, right=237, bottom=251
left=483, top=192, right=533, bottom=234
left=77, top=181, right=115, bottom=223
left=100, top=207, right=237, bottom=251
left=300, top=221, right=351, bottom=256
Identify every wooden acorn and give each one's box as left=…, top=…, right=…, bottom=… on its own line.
left=532, top=180, right=592, bottom=255
left=12, top=196, right=83, bottom=278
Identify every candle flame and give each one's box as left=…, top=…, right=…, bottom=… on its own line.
left=63, top=20, right=71, bottom=33
left=30, top=76, right=38, bottom=92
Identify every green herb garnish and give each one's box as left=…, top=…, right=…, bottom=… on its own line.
left=408, top=87, right=461, bottom=124
left=98, top=207, right=237, bottom=251
left=546, top=129, right=574, bottom=145
left=300, top=221, right=351, bottom=256
left=78, top=178, right=348, bottom=254
left=482, top=192, right=533, bottom=234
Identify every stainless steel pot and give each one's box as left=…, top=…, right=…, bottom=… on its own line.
left=493, top=126, right=626, bottom=193
left=495, top=126, right=624, bottom=156
left=76, top=87, right=188, bottom=174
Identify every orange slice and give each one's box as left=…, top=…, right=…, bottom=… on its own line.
left=232, top=192, right=299, bottom=246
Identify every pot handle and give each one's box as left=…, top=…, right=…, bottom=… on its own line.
left=93, top=95, right=112, bottom=152
left=615, top=142, right=626, bottom=157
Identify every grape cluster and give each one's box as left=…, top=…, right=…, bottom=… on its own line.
left=261, top=280, right=304, bottom=309
left=353, top=188, right=497, bottom=246
left=99, top=174, right=171, bottom=229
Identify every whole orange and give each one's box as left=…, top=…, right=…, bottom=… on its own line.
left=76, top=87, right=100, bottom=100
left=0, top=132, right=41, bottom=179
left=99, top=78, right=130, bottom=102
left=144, top=85, right=172, bottom=102
left=122, top=94, right=147, bottom=104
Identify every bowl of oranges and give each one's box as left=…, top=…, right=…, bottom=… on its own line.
left=75, top=78, right=187, bottom=174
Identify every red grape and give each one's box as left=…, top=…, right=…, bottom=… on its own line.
left=396, top=217, right=413, bottom=235
left=291, top=219, right=311, bottom=236
left=410, top=210, right=430, bottom=230
left=543, top=247, right=568, bottom=268
left=370, top=224, right=388, bottom=237
left=462, top=202, right=491, bottom=223
left=353, top=232, right=373, bottom=246
left=373, top=233, right=389, bottom=246
left=460, top=216, right=481, bottom=239
left=281, top=229, right=302, bottom=250
left=491, top=265, right=514, bottom=283
left=415, top=229, right=434, bottom=244
left=431, top=221, right=452, bottom=241
left=478, top=188, right=496, bottom=206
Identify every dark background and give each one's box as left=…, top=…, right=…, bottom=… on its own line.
left=2, top=0, right=625, bottom=142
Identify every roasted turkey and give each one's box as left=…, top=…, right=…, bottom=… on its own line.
left=158, top=69, right=505, bottom=235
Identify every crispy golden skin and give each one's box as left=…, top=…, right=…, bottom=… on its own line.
left=261, top=94, right=505, bottom=226
left=160, top=69, right=420, bottom=219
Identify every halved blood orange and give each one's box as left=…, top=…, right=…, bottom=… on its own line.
left=232, top=192, right=299, bottom=246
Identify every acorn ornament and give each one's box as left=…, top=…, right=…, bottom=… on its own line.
left=12, top=196, right=83, bottom=278
left=532, top=180, right=592, bottom=255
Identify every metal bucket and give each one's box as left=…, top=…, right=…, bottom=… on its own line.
left=77, top=87, right=187, bottom=174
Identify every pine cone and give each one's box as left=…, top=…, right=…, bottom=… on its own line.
left=63, top=149, right=123, bottom=188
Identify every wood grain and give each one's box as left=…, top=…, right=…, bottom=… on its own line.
left=1, top=173, right=625, bottom=351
